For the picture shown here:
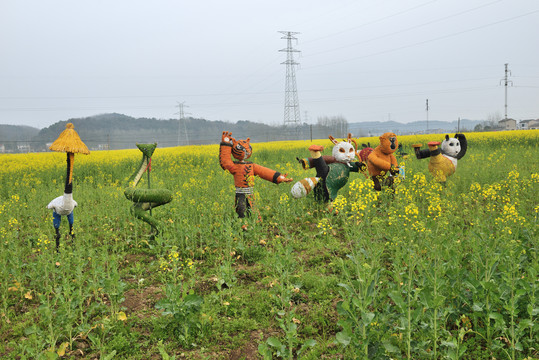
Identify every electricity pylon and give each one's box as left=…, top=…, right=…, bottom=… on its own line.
left=175, top=101, right=190, bottom=146
left=279, top=31, right=301, bottom=131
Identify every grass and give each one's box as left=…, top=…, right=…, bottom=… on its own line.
left=0, top=130, right=538, bottom=359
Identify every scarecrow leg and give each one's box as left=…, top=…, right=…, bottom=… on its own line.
left=67, top=212, right=75, bottom=240
left=55, top=228, right=61, bottom=251
left=372, top=176, right=382, bottom=191
left=53, top=211, right=61, bottom=250
left=310, top=156, right=331, bottom=202
left=412, top=144, right=431, bottom=159
left=235, top=193, right=250, bottom=218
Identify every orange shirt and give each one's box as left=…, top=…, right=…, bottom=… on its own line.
left=219, top=143, right=282, bottom=191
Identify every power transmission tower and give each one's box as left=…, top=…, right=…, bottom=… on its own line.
left=279, top=31, right=301, bottom=133
left=500, top=63, right=513, bottom=120
left=175, top=102, right=190, bottom=146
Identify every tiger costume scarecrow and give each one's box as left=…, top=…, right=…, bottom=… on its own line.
left=219, top=131, right=292, bottom=218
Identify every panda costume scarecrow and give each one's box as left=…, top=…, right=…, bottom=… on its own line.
left=412, top=133, right=468, bottom=182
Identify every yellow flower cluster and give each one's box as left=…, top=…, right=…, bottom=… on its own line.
left=495, top=204, right=526, bottom=231
left=347, top=178, right=379, bottom=220
left=8, top=218, right=18, bottom=228
left=317, top=218, right=332, bottom=236
left=34, top=234, right=50, bottom=253
left=332, top=195, right=347, bottom=213
left=159, top=249, right=194, bottom=273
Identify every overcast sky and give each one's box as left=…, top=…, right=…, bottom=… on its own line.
left=1, top=0, right=538, bottom=129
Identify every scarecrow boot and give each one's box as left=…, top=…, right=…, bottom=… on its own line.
left=372, top=176, right=382, bottom=191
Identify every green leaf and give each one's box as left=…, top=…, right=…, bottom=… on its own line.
left=182, top=294, right=203, bottom=308
left=303, top=339, right=317, bottom=347
left=480, top=280, right=495, bottom=292
left=158, top=340, right=171, bottom=360
left=266, top=336, right=283, bottom=349
left=514, top=289, right=526, bottom=300
left=337, top=283, right=355, bottom=295
left=458, top=344, right=467, bottom=357
left=441, top=340, right=457, bottom=348
left=389, top=290, right=405, bottom=312
left=24, top=325, right=38, bottom=336
left=382, top=340, right=400, bottom=352
left=298, top=339, right=317, bottom=355
left=489, top=260, right=499, bottom=275
left=336, top=300, right=350, bottom=315
left=336, top=331, right=351, bottom=346
left=420, top=291, right=432, bottom=307
left=43, top=350, right=57, bottom=360
left=518, top=319, right=532, bottom=332
left=367, top=279, right=375, bottom=298
left=258, top=343, right=272, bottom=359
left=472, top=303, right=484, bottom=312
left=103, top=350, right=117, bottom=360
left=362, top=312, right=375, bottom=324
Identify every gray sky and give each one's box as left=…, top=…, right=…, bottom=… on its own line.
left=1, top=0, right=538, bottom=129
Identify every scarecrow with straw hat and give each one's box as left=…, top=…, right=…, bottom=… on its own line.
left=47, top=123, right=90, bottom=250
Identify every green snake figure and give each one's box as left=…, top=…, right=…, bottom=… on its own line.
left=124, top=143, right=173, bottom=234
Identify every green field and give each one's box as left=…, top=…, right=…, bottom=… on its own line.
left=0, top=131, right=538, bottom=359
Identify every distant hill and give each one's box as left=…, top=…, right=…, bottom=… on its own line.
left=0, top=124, right=40, bottom=152
left=349, top=119, right=482, bottom=136
left=31, top=113, right=309, bottom=151
left=2, top=114, right=486, bottom=153
left=0, top=124, right=40, bottom=141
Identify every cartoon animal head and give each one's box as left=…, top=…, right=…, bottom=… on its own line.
left=441, top=134, right=461, bottom=158
left=359, top=143, right=374, bottom=162
left=378, top=132, right=398, bottom=154
left=329, top=133, right=356, bottom=164
left=231, top=137, right=252, bottom=160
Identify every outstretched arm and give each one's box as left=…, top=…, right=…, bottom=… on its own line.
left=253, top=164, right=293, bottom=183
left=368, top=154, right=393, bottom=172
left=389, top=155, right=399, bottom=175
left=219, top=131, right=236, bottom=172
left=350, top=161, right=367, bottom=173
left=455, top=133, right=467, bottom=160
left=297, top=155, right=336, bottom=170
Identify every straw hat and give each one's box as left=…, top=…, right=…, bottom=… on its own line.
left=49, top=123, right=90, bottom=155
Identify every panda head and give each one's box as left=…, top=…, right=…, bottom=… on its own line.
left=441, top=134, right=461, bottom=157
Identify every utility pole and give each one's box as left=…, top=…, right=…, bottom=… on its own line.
left=425, top=99, right=429, bottom=133
left=279, top=31, right=301, bottom=136
left=175, top=102, right=190, bottom=146
left=500, top=63, right=513, bottom=120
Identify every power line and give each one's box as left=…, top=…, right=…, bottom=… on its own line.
left=301, top=0, right=439, bottom=45
left=302, top=9, right=539, bottom=70
left=305, top=0, right=503, bottom=57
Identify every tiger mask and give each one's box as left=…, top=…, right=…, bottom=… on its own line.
left=231, top=137, right=252, bottom=161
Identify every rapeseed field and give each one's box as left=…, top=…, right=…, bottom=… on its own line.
left=0, top=130, right=537, bottom=359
